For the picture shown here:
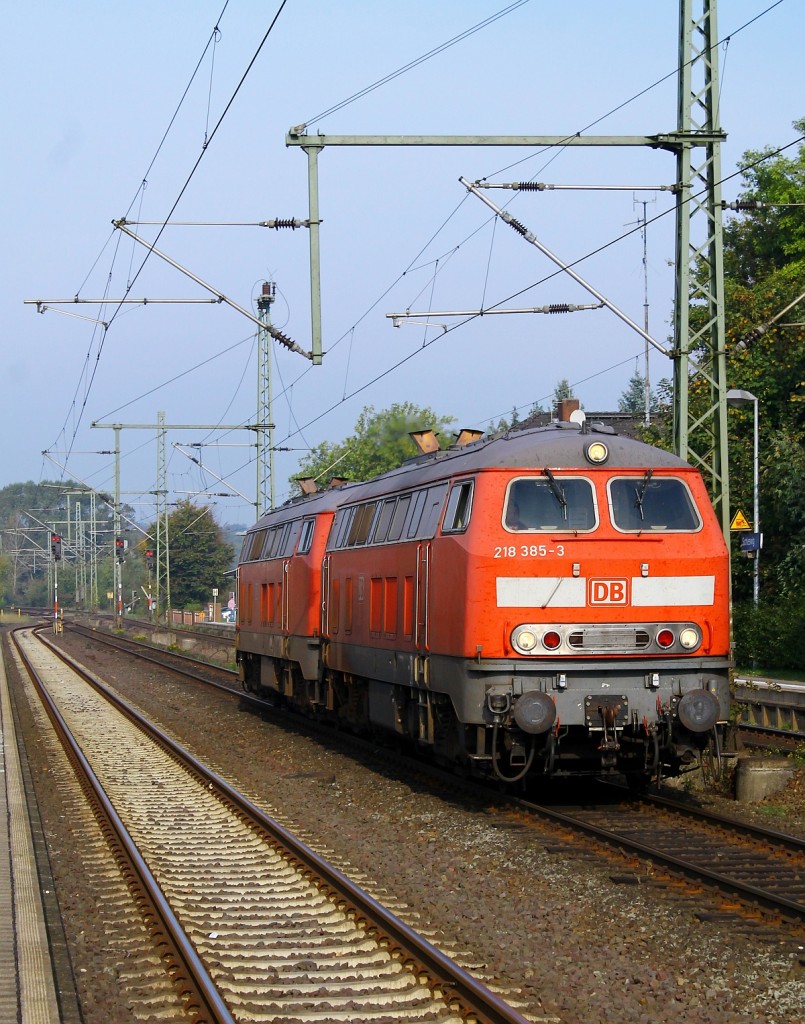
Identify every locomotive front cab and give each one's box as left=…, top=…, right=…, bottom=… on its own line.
left=456, top=444, right=731, bottom=786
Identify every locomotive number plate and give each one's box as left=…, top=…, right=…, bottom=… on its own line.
left=494, top=544, right=566, bottom=558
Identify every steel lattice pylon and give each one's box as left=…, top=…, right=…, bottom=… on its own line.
left=256, top=282, right=276, bottom=517
left=155, top=411, right=171, bottom=619
left=673, top=0, right=730, bottom=536
left=73, top=501, right=87, bottom=608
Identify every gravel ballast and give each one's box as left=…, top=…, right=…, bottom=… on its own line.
left=8, top=628, right=805, bottom=1024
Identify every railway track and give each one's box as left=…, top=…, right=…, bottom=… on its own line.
left=14, top=626, right=530, bottom=1024
left=61, top=622, right=805, bottom=935
left=515, top=791, right=805, bottom=928
left=67, top=621, right=239, bottom=690
left=91, top=611, right=236, bottom=650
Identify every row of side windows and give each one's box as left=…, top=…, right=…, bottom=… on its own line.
left=327, top=480, right=474, bottom=551
left=241, top=517, right=315, bottom=562
left=242, top=478, right=477, bottom=563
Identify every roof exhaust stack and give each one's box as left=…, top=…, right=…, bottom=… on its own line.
left=454, top=428, right=484, bottom=447
left=296, top=477, right=318, bottom=495
left=409, top=430, right=441, bottom=454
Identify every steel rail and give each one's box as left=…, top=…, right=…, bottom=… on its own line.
left=12, top=627, right=236, bottom=1024
left=517, top=795, right=805, bottom=923
left=66, top=622, right=237, bottom=682
left=644, top=792, right=805, bottom=853
left=36, top=627, right=530, bottom=1024
left=86, top=612, right=236, bottom=646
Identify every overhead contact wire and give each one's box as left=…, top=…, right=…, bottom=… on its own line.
left=301, top=1, right=531, bottom=128
left=53, top=1, right=289, bottom=479
left=276, top=133, right=804, bottom=453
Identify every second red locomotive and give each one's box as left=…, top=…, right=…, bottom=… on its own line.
left=236, top=415, right=731, bottom=787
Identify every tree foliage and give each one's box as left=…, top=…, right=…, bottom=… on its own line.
left=626, top=124, right=804, bottom=660
left=294, top=403, right=456, bottom=489
left=617, top=368, right=660, bottom=417
left=723, top=123, right=805, bottom=612
left=0, top=480, right=119, bottom=607
left=723, top=118, right=805, bottom=286
left=152, top=500, right=234, bottom=610
left=0, top=553, right=12, bottom=606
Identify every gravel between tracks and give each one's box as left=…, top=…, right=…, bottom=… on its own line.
left=11, top=629, right=805, bottom=1024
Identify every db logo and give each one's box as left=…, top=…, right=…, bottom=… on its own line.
left=589, top=579, right=629, bottom=605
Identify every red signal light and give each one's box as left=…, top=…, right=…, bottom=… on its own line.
left=656, top=628, right=675, bottom=649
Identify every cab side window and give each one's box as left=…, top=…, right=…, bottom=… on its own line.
left=442, top=481, right=474, bottom=533
left=298, top=518, right=315, bottom=554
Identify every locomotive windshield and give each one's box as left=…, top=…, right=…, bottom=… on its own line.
left=608, top=476, right=701, bottom=531
left=504, top=477, right=596, bottom=532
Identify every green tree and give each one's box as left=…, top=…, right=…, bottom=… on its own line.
left=618, top=369, right=655, bottom=417
left=722, top=117, right=805, bottom=286
left=156, top=500, right=234, bottom=610
left=553, top=378, right=575, bottom=403
left=723, top=123, right=805, bottom=607
left=0, top=480, right=121, bottom=608
left=0, top=553, right=12, bottom=606
left=295, top=403, right=455, bottom=488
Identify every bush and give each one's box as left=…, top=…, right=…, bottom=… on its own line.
left=733, top=599, right=805, bottom=670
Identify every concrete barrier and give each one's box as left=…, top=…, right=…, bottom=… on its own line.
left=735, top=756, right=794, bottom=803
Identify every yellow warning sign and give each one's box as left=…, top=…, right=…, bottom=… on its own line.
left=730, top=509, right=752, bottom=531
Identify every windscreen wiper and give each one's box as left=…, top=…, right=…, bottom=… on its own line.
left=542, top=467, right=568, bottom=521
left=633, top=469, right=653, bottom=521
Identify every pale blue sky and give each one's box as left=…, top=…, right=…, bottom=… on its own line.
left=3, top=1, right=802, bottom=523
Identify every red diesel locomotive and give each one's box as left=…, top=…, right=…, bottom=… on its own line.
left=236, top=417, right=731, bottom=786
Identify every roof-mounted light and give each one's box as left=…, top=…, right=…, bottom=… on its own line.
left=585, top=441, right=609, bottom=464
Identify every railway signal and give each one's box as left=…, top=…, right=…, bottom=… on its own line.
left=51, top=533, right=62, bottom=560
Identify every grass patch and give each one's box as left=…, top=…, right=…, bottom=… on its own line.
left=758, top=804, right=788, bottom=820
left=735, top=667, right=805, bottom=683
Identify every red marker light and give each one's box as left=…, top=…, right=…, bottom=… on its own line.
left=656, top=628, right=675, bottom=649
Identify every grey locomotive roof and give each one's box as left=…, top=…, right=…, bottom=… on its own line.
left=249, top=422, right=691, bottom=531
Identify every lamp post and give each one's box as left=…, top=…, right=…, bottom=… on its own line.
left=726, top=389, right=760, bottom=605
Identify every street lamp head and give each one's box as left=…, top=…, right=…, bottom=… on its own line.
left=726, top=388, right=758, bottom=407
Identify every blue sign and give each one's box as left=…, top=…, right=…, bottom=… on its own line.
left=740, top=532, right=761, bottom=552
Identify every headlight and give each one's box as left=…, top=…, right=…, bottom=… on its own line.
left=679, top=627, right=700, bottom=650
left=512, top=627, right=538, bottom=653
left=585, top=441, right=609, bottom=464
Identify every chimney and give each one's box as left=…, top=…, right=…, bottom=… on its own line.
left=556, top=398, right=580, bottom=422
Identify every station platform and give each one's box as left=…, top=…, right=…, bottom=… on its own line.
left=0, top=634, right=80, bottom=1023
